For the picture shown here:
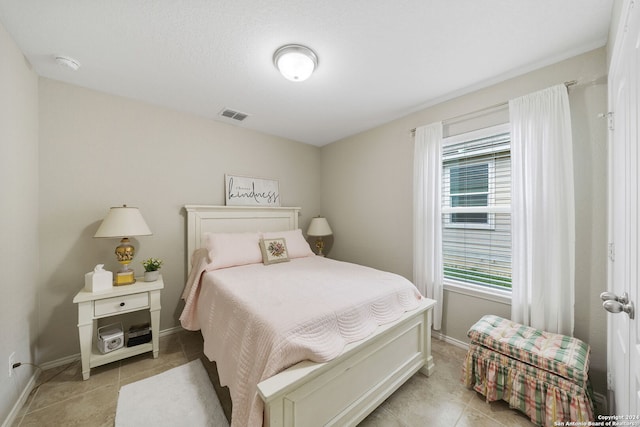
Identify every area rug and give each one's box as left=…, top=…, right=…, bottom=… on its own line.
left=115, top=359, right=229, bottom=427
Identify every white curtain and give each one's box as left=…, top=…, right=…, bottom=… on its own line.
left=413, top=122, right=443, bottom=330
left=509, top=84, right=575, bottom=336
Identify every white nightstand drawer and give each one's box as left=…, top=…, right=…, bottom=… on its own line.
left=94, top=293, right=149, bottom=317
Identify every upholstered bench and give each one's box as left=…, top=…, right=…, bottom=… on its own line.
left=463, top=315, right=594, bottom=426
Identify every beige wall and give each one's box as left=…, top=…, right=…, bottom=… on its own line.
left=320, top=48, right=609, bottom=394
left=37, top=79, right=321, bottom=362
left=0, top=23, right=39, bottom=421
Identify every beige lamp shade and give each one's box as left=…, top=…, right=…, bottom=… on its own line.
left=307, top=217, right=332, bottom=236
left=94, top=205, right=152, bottom=238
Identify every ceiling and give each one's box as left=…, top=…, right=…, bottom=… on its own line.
left=0, top=1, right=613, bottom=146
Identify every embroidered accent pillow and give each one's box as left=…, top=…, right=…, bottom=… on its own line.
left=261, top=229, right=314, bottom=258
left=259, top=238, right=290, bottom=265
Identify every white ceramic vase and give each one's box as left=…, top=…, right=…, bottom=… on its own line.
left=144, top=270, right=160, bottom=282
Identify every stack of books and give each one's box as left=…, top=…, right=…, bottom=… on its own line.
left=126, top=323, right=152, bottom=347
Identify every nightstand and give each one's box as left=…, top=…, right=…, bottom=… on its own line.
left=73, top=276, right=164, bottom=380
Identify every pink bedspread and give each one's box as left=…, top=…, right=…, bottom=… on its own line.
left=180, top=255, right=423, bottom=427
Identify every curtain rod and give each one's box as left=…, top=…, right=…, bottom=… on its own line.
left=410, top=80, right=578, bottom=134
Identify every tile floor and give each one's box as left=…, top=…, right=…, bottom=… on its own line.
left=12, top=331, right=535, bottom=427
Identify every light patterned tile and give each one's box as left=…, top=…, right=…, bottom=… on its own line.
left=117, top=356, right=188, bottom=388
left=467, top=393, right=537, bottom=427
left=18, top=384, right=118, bottom=427
left=26, top=360, right=119, bottom=413
left=118, top=335, right=186, bottom=381
left=416, top=354, right=476, bottom=405
left=432, top=337, right=468, bottom=360
left=456, top=407, right=509, bottom=427
left=359, top=405, right=404, bottom=427
left=384, top=389, right=467, bottom=426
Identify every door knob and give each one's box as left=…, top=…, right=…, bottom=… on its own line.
left=600, top=291, right=618, bottom=301
left=603, top=299, right=635, bottom=319
left=600, top=291, right=629, bottom=304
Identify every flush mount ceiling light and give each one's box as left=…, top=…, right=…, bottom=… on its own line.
left=273, top=44, right=318, bottom=82
left=55, top=55, right=81, bottom=71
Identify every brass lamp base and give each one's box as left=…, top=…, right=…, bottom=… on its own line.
left=114, top=237, right=136, bottom=285
left=115, top=270, right=136, bottom=286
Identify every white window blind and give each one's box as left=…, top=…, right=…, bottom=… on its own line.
left=442, top=125, right=511, bottom=290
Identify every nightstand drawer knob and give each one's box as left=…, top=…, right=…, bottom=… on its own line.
left=120, top=302, right=125, bottom=307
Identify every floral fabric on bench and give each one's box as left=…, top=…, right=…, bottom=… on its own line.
left=467, top=315, right=590, bottom=387
left=464, top=315, right=594, bottom=426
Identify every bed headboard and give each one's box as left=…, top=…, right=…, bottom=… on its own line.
left=184, top=205, right=301, bottom=260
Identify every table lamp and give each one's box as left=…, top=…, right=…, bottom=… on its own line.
left=307, top=216, right=333, bottom=256
left=94, top=205, right=152, bottom=285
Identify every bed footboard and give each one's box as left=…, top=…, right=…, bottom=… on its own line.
left=258, top=299, right=435, bottom=427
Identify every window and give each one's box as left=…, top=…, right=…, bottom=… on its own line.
left=442, top=124, right=511, bottom=290
left=445, top=161, right=494, bottom=228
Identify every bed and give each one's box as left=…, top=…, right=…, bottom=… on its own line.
left=180, top=205, right=436, bottom=427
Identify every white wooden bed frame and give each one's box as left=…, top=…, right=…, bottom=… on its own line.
left=185, top=205, right=436, bottom=427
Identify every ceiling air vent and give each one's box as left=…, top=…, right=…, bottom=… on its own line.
left=219, top=108, right=249, bottom=121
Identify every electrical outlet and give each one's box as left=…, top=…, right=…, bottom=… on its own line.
left=8, top=352, right=15, bottom=377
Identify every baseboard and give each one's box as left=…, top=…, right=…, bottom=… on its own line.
left=2, top=326, right=185, bottom=427
left=432, top=331, right=469, bottom=351
left=2, top=370, right=38, bottom=427
left=592, top=391, right=608, bottom=415
left=160, top=325, right=183, bottom=337
left=38, top=353, right=80, bottom=371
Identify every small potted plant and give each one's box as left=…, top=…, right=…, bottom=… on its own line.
left=142, top=258, right=163, bottom=282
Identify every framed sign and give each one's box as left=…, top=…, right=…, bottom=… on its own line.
left=225, top=174, right=281, bottom=206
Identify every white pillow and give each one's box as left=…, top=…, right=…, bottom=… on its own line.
left=261, top=229, right=315, bottom=258
left=204, top=232, right=262, bottom=270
